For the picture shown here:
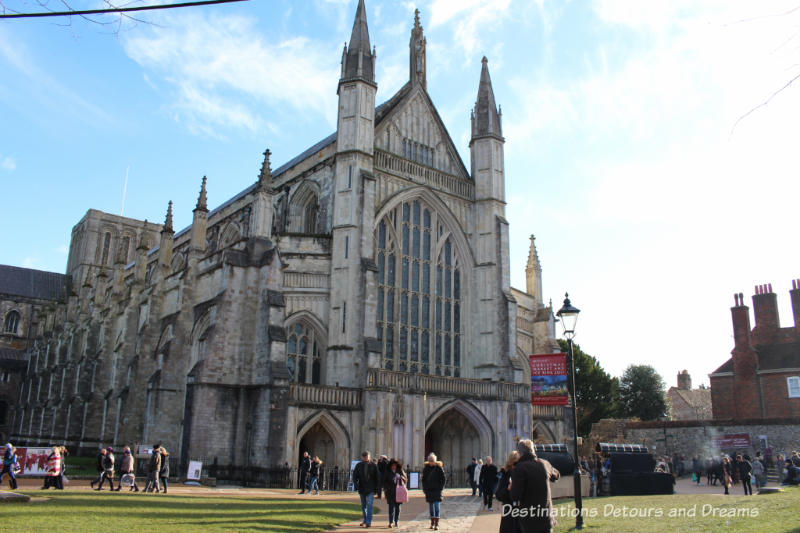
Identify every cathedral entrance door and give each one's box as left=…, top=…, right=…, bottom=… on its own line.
left=299, top=421, right=336, bottom=473
left=425, top=407, right=482, bottom=486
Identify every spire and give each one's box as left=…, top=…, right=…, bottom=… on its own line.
left=163, top=201, right=174, bottom=234
left=342, top=0, right=375, bottom=82
left=525, top=235, right=543, bottom=304
left=195, top=176, right=208, bottom=213
left=258, top=149, right=272, bottom=190
left=471, top=57, right=503, bottom=141
left=409, top=8, right=427, bottom=89
left=527, top=235, right=541, bottom=272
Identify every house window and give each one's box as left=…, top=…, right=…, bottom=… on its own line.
left=286, top=322, right=322, bottom=385
left=788, top=376, right=800, bottom=398
left=376, top=200, right=462, bottom=376
left=3, top=310, right=20, bottom=334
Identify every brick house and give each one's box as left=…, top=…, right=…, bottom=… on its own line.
left=667, top=370, right=711, bottom=421
left=710, top=281, right=800, bottom=420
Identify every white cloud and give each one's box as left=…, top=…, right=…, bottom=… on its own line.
left=56, top=245, right=69, bottom=255
left=22, top=257, right=38, bottom=268
left=123, top=13, right=341, bottom=136
left=1, top=156, right=15, bottom=170
left=429, top=0, right=511, bottom=61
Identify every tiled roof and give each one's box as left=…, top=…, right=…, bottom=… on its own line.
left=0, top=265, right=66, bottom=301
left=711, top=358, right=733, bottom=374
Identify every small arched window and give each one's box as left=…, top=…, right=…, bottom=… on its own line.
left=303, top=196, right=319, bottom=234
left=3, top=310, right=20, bottom=335
left=101, top=232, right=112, bottom=265
left=286, top=322, right=322, bottom=385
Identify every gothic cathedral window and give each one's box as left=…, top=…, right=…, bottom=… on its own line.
left=287, top=322, right=322, bottom=385
left=3, top=310, right=20, bottom=335
left=376, top=200, right=461, bottom=377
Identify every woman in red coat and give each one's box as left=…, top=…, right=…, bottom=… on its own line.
left=42, top=446, right=62, bottom=490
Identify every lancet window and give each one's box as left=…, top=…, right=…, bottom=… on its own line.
left=286, top=322, right=322, bottom=385
left=376, top=200, right=462, bottom=376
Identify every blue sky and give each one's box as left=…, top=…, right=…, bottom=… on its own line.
left=2, top=0, right=799, bottom=387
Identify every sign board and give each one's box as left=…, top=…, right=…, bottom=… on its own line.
left=187, top=460, right=203, bottom=481
left=712, top=433, right=751, bottom=449
left=0, top=447, right=52, bottom=476
left=409, top=471, right=420, bottom=489
left=137, top=445, right=154, bottom=457
left=529, top=353, right=569, bottom=406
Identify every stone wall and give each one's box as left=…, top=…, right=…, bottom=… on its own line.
left=620, top=419, right=800, bottom=459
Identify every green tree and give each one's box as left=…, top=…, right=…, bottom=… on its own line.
left=618, top=364, right=668, bottom=421
left=558, top=339, right=619, bottom=436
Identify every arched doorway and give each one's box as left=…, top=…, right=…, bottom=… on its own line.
left=299, top=421, right=335, bottom=468
left=425, top=401, right=492, bottom=473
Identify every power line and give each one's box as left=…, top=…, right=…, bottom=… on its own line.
left=0, top=0, right=248, bottom=19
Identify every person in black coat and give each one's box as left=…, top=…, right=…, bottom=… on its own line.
left=479, top=455, right=499, bottom=511
left=736, top=454, right=753, bottom=495
left=298, top=452, right=311, bottom=494
left=376, top=455, right=389, bottom=500
left=721, top=456, right=733, bottom=495
left=381, top=458, right=407, bottom=528
left=159, top=447, right=170, bottom=494
left=352, top=451, right=380, bottom=528
left=466, top=458, right=478, bottom=496
left=495, top=451, right=519, bottom=533
left=421, top=453, right=446, bottom=531
left=90, top=448, right=106, bottom=489
left=510, top=439, right=560, bottom=533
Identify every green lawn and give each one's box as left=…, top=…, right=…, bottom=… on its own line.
left=7, top=491, right=362, bottom=533
left=550, top=487, right=800, bottom=532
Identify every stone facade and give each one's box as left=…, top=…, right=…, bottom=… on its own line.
left=9, top=2, right=561, bottom=475
left=710, top=282, right=800, bottom=420
left=0, top=265, right=68, bottom=443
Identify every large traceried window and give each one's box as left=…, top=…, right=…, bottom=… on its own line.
left=287, top=322, right=322, bottom=384
left=376, top=199, right=462, bottom=377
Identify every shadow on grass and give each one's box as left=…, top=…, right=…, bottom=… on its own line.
left=9, top=492, right=363, bottom=533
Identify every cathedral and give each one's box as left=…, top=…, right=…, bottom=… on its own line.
left=7, top=1, right=564, bottom=474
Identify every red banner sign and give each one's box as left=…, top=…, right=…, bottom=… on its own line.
left=0, top=446, right=52, bottom=475
left=530, top=353, right=569, bottom=406
left=712, top=433, right=751, bottom=449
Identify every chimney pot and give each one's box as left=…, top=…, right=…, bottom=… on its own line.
left=768, top=283, right=773, bottom=293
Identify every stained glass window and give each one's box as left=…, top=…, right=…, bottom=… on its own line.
left=286, top=322, right=322, bottom=384
left=376, top=200, right=462, bottom=376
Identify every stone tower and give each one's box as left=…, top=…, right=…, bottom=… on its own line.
left=526, top=235, right=543, bottom=307
left=328, top=0, right=379, bottom=386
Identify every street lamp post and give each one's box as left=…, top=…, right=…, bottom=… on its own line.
left=557, top=293, right=583, bottom=530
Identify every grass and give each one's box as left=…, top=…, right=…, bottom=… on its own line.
left=549, top=486, right=800, bottom=532
left=6, top=491, right=362, bottom=533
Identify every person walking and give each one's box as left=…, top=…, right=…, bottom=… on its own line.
left=159, top=446, right=170, bottom=494
left=737, top=454, right=753, bottom=495
left=466, top=458, right=478, bottom=496
left=721, top=456, right=733, bottom=495
left=479, top=455, right=498, bottom=511
left=510, top=439, right=560, bottom=533
left=90, top=448, right=106, bottom=489
left=474, top=458, right=483, bottom=498
left=1, top=443, right=18, bottom=489
left=145, top=444, right=162, bottom=493
left=421, top=453, right=446, bottom=531
left=298, top=451, right=311, bottom=494
left=309, top=456, right=322, bottom=495
left=691, top=455, right=702, bottom=486
left=752, top=455, right=765, bottom=489
left=352, top=451, right=379, bottom=528
left=376, top=455, right=389, bottom=500
left=494, top=450, right=519, bottom=533
left=96, top=447, right=115, bottom=491
left=42, top=446, right=62, bottom=489
left=382, top=458, right=407, bottom=529
left=58, top=446, right=68, bottom=490
left=116, top=446, right=139, bottom=492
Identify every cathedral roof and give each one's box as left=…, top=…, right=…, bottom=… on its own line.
left=0, top=265, right=67, bottom=301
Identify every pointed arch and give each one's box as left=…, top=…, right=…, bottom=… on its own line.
left=3, top=310, right=20, bottom=335
left=426, top=399, right=494, bottom=457
left=296, top=410, right=351, bottom=469
left=285, top=311, right=327, bottom=385
left=219, top=222, right=242, bottom=248
left=533, top=420, right=557, bottom=444
left=288, top=181, right=320, bottom=234
left=375, top=186, right=475, bottom=268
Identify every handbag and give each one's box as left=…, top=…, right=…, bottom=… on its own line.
left=395, top=478, right=409, bottom=504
